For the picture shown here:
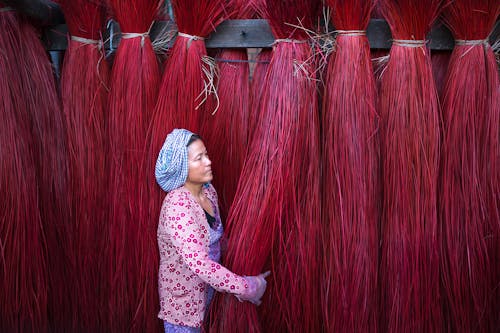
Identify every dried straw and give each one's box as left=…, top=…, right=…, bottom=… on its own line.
left=321, top=0, right=380, bottom=332
left=439, top=1, right=500, bottom=331
left=147, top=0, right=227, bottom=234
left=0, top=7, right=71, bottom=332
left=378, top=0, right=445, bottom=331
left=57, top=0, right=109, bottom=331
left=211, top=0, right=323, bottom=331
left=0, top=9, right=48, bottom=332
left=105, top=0, right=161, bottom=331
left=199, top=0, right=253, bottom=222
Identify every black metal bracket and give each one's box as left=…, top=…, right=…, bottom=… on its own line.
left=42, top=18, right=500, bottom=52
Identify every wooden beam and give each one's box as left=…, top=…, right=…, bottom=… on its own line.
left=42, top=18, right=500, bottom=51
left=1, top=0, right=64, bottom=26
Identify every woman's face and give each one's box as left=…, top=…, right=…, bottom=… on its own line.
left=186, top=139, right=213, bottom=185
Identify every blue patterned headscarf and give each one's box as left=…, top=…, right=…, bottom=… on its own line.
left=155, top=128, right=194, bottom=192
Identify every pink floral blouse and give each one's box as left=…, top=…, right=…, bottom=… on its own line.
left=157, top=184, right=249, bottom=328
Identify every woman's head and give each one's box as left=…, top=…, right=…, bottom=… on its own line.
left=155, top=128, right=209, bottom=192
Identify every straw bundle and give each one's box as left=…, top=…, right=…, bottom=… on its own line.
left=210, top=0, right=322, bottom=331
left=146, top=0, right=227, bottom=245
left=439, top=1, right=500, bottom=331
left=57, top=0, right=109, bottom=330
left=321, top=0, right=380, bottom=332
left=106, top=0, right=161, bottom=331
left=378, top=0, right=444, bottom=331
left=0, top=8, right=48, bottom=332
left=199, top=0, right=255, bottom=220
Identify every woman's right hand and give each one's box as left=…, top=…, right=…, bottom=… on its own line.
left=237, top=271, right=271, bottom=305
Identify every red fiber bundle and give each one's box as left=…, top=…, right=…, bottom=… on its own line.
left=378, top=0, right=444, bottom=331
left=439, top=1, right=500, bottom=331
left=57, top=0, right=109, bottom=330
left=247, top=49, right=272, bottom=143
left=200, top=48, right=249, bottom=220
left=0, top=9, right=48, bottom=332
left=151, top=0, right=226, bottom=137
left=246, top=0, right=271, bottom=143
left=147, top=0, right=227, bottom=243
left=430, top=50, right=451, bottom=97
left=199, top=0, right=254, bottom=220
left=321, top=0, right=380, bottom=332
left=210, top=0, right=322, bottom=331
left=106, top=0, right=161, bottom=331
left=0, top=7, right=72, bottom=332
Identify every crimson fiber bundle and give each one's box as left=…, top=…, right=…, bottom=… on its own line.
left=199, top=0, right=255, bottom=220
left=0, top=8, right=48, bottom=332
left=321, top=0, right=380, bottom=332
left=247, top=0, right=271, bottom=146
left=0, top=5, right=72, bottom=332
left=378, top=0, right=445, bottom=331
left=439, top=1, right=500, bottom=331
left=105, top=0, right=161, bottom=331
left=248, top=49, right=271, bottom=140
left=151, top=0, right=226, bottom=137
left=57, top=0, right=109, bottom=330
left=430, top=50, right=451, bottom=97
left=210, top=0, right=322, bottom=331
left=147, top=0, right=227, bottom=243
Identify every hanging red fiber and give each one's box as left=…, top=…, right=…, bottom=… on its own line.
left=0, top=8, right=48, bottom=332
left=105, top=0, right=161, bottom=332
left=0, top=6, right=73, bottom=332
left=246, top=0, right=271, bottom=146
left=150, top=0, right=226, bottom=137
left=199, top=0, right=255, bottom=221
left=247, top=48, right=271, bottom=141
left=147, top=0, right=227, bottom=250
left=321, top=0, right=380, bottom=332
left=57, top=0, right=109, bottom=331
left=378, top=0, right=445, bottom=331
left=430, top=50, right=451, bottom=97
left=210, top=0, right=322, bottom=331
left=438, top=1, right=500, bottom=331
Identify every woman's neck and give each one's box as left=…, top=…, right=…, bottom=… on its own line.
left=184, top=182, right=203, bottom=199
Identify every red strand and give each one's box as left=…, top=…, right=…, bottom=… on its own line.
left=0, top=9, right=48, bottom=332
left=57, top=0, right=109, bottom=331
left=200, top=49, right=250, bottom=221
left=199, top=0, right=253, bottom=221
left=106, top=0, right=161, bottom=331
left=430, top=50, right=451, bottom=97
left=0, top=5, right=74, bottom=332
left=247, top=48, right=271, bottom=144
left=321, top=0, right=381, bottom=332
left=151, top=0, right=226, bottom=136
left=438, top=1, right=500, bottom=331
left=378, top=0, right=445, bottom=331
left=211, top=0, right=323, bottom=331
left=147, top=1, right=227, bottom=250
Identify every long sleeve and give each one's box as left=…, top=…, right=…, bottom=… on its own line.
left=158, top=192, right=249, bottom=295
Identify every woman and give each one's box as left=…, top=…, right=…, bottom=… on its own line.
left=155, top=128, right=269, bottom=332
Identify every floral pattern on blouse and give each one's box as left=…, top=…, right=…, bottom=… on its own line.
left=157, top=184, right=249, bottom=328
